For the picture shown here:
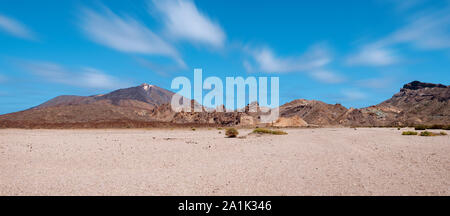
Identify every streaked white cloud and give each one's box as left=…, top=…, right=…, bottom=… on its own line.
left=151, top=0, right=226, bottom=48
left=341, top=89, right=367, bottom=101
left=245, top=44, right=331, bottom=73
left=309, top=70, right=345, bottom=84
left=347, top=6, right=450, bottom=67
left=387, top=8, right=450, bottom=50
left=347, top=45, right=399, bottom=66
left=244, top=44, right=344, bottom=84
left=387, top=0, right=425, bottom=11
left=0, top=14, right=35, bottom=40
left=356, top=77, right=395, bottom=89
left=0, top=73, right=8, bottom=82
left=79, top=6, right=185, bottom=67
left=134, top=57, right=181, bottom=77
left=79, top=67, right=129, bottom=89
left=242, top=60, right=254, bottom=73
left=24, top=61, right=130, bottom=90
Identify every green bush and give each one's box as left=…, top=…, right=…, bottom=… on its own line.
left=440, top=131, right=447, bottom=136
left=420, top=131, right=434, bottom=136
left=191, top=128, right=196, bottom=131
left=225, top=128, right=239, bottom=138
left=402, top=131, right=418, bottom=135
left=253, top=128, right=288, bottom=135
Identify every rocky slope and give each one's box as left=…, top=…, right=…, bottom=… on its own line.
left=0, top=83, right=248, bottom=128
left=36, top=83, right=173, bottom=109
left=337, top=81, right=450, bottom=126
left=0, top=84, right=172, bottom=128
left=279, top=99, right=348, bottom=125
left=0, top=81, right=448, bottom=128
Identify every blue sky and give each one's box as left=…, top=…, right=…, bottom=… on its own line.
left=0, top=0, right=449, bottom=114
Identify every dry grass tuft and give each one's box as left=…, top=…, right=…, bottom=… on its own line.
left=253, top=128, right=288, bottom=135
left=419, top=131, right=446, bottom=136
left=402, top=131, right=418, bottom=135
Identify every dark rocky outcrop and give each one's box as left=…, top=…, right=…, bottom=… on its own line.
left=402, top=81, right=447, bottom=91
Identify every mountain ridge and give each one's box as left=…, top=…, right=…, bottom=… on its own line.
left=0, top=80, right=448, bottom=128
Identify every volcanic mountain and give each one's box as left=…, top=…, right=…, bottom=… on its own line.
left=0, top=84, right=178, bottom=128
left=337, top=81, right=450, bottom=126
left=37, top=83, right=174, bottom=109
left=0, top=81, right=448, bottom=128
left=0, top=83, right=247, bottom=128
left=277, top=81, right=449, bottom=126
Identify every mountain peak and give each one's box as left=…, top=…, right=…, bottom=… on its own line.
left=140, top=83, right=154, bottom=91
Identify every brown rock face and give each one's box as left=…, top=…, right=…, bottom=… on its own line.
left=0, top=83, right=174, bottom=128
left=36, top=83, right=174, bottom=109
left=338, top=81, right=450, bottom=126
left=279, top=99, right=348, bottom=126
left=148, top=101, right=243, bottom=126
left=273, top=116, right=308, bottom=127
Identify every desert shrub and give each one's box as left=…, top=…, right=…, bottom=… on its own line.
left=225, top=128, right=239, bottom=138
left=217, top=127, right=223, bottom=130
left=271, top=130, right=288, bottom=135
left=419, top=131, right=448, bottom=136
left=253, top=128, right=288, bottom=135
left=402, top=131, right=418, bottom=135
left=191, top=128, right=196, bottom=131
left=397, top=127, right=401, bottom=130
left=253, top=128, right=271, bottom=134
left=420, top=131, right=435, bottom=136
left=415, top=125, right=428, bottom=130
left=444, top=125, right=450, bottom=130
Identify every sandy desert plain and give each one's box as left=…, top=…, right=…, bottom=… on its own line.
left=0, top=127, right=449, bottom=196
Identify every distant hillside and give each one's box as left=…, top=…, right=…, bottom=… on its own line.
left=36, top=83, right=173, bottom=110
left=337, top=81, right=450, bottom=126
left=279, top=99, right=347, bottom=125
left=0, top=81, right=448, bottom=128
